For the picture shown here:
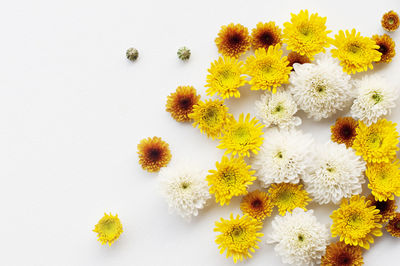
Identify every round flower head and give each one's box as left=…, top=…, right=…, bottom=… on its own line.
left=269, top=183, right=311, bottom=216
left=372, top=34, right=396, bottom=63
left=215, top=23, right=251, bottom=58
left=287, top=51, right=311, bottom=68
left=253, top=129, right=313, bottom=187
left=352, top=119, right=399, bottom=163
left=331, top=117, right=358, bottom=148
left=251, top=21, right=282, bottom=50
left=244, top=45, right=292, bottom=93
left=303, top=142, right=366, bottom=205
left=366, top=160, right=400, bottom=201
left=126, top=47, right=138, bottom=61
left=177, top=46, right=191, bottom=61
left=214, top=214, right=263, bottom=263
left=367, top=194, right=397, bottom=223
left=267, top=208, right=330, bottom=265
left=330, top=195, right=382, bottom=249
left=330, top=29, right=381, bottom=74
left=166, top=85, right=200, bottom=122
left=381, top=10, right=400, bottom=32
left=137, top=136, right=171, bottom=172
left=93, top=213, right=123, bottom=246
left=205, top=56, right=247, bottom=99
left=159, top=163, right=210, bottom=221
left=217, top=113, right=264, bottom=157
left=283, top=10, right=331, bottom=60
left=350, top=75, right=398, bottom=125
left=386, top=213, right=400, bottom=237
left=207, top=156, right=256, bottom=206
left=321, top=241, right=363, bottom=266
left=289, top=54, right=353, bottom=120
left=188, top=98, right=232, bottom=139
left=240, top=189, right=273, bottom=221
left=255, top=90, right=301, bottom=129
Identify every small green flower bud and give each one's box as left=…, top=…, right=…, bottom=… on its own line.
left=177, top=47, right=191, bottom=61
left=126, top=47, right=139, bottom=61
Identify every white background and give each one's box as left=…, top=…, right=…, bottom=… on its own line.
left=1, top=0, right=400, bottom=265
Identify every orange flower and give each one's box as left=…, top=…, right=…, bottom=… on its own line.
left=166, top=86, right=200, bottom=122
left=372, top=34, right=396, bottom=63
left=137, top=136, right=171, bottom=172
left=251, top=22, right=282, bottom=50
left=331, top=117, right=358, bottom=148
left=215, top=23, right=251, bottom=58
left=381, top=10, right=399, bottom=32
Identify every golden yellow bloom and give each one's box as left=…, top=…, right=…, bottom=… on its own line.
left=206, top=56, right=247, bottom=99
left=330, top=29, right=381, bottom=74
left=166, top=86, right=200, bottom=122
left=207, top=156, right=256, bottom=206
left=93, top=213, right=123, bottom=246
left=283, top=10, right=331, bottom=60
left=381, top=10, right=400, bottom=32
left=372, top=34, right=396, bottom=63
left=287, top=51, right=311, bottom=69
left=366, top=160, right=400, bottom=201
left=367, top=194, right=397, bottom=223
left=217, top=113, right=264, bottom=157
left=214, top=213, right=263, bottom=263
left=268, top=183, right=311, bottom=216
left=137, top=136, right=171, bottom=172
left=386, top=213, right=400, bottom=237
left=251, top=22, right=282, bottom=51
left=321, top=241, right=363, bottom=266
left=331, top=195, right=382, bottom=249
left=215, top=23, right=251, bottom=58
left=244, top=45, right=291, bottom=93
left=352, top=119, right=399, bottom=163
left=188, top=99, right=232, bottom=139
left=240, top=189, right=273, bottom=221
left=331, top=117, right=358, bottom=148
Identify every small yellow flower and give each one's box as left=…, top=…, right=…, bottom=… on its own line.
left=214, top=213, right=263, bottom=263
left=367, top=194, right=397, bottom=223
left=251, top=22, right=282, bottom=51
left=215, top=23, right=251, bottom=58
left=366, top=160, right=400, bottom=201
left=372, top=34, right=396, bottom=63
left=268, top=183, right=311, bottom=216
left=240, top=189, right=273, bottom=221
left=93, top=213, right=123, bottom=246
left=207, top=156, right=256, bottom=206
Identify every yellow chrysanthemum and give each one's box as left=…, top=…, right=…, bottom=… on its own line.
left=331, top=195, right=382, bottom=249
left=330, top=29, right=381, bottom=74
left=244, top=45, right=291, bottom=93
left=207, top=156, right=256, bottom=206
left=215, top=23, right=251, bottom=58
left=352, top=119, right=399, bottom=163
left=268, top=183, right=311, bottom=216
left=206, top=56, right=247, bottom=99
left=283, top=10, right=331, bottom=60
left=217, top=113, right=264, bottom=157
left=240, top=189, right=273, bottom=221
left=366, top=160, right=400, bottom=201
left=214, top=213, right=263, bottom=263
left=93, top=213, right=123, bottom=246
left=188, top=99, right=232, bottom=139
left=251, top=22, right=282, bottom=51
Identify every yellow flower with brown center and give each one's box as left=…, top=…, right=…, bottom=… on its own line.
left=331, top=117, right=358, bottom=148
left=372, top=34, right=396, bottom=63
left=386, top=213, right=400, bottom=237
left=268, top=183, right=311, bottom=216
left=366, top=160, right=400, bottom=201
left=166, top=86, right=200, bottom=122
left=215, top=23, right=251, bottom=58
left=251, top=22, right=282, bottom=51
left=321, top=241, right=363, bottom=266
left=137, top=136, right=171, bottom=172
left=287, top=51, right=311, bottom=69
left=381, top=10, right=400, bottom=32
left=240, top=189, right=273, bottom=221
left=367, top=194, right=397, bottom=223
left=214, top=213, right=263, bottom=263
left=93, top=213, right=123, bottom=246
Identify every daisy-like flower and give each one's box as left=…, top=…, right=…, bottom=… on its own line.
left=93, top=213, right=123, bottom=246
left=283, top=10, right=331, bottom=60
left=287, top=51, right=311, bottom=68
left=303, top=142, right=366, bottom=205
left=381, top=10, right=400, bottom=32
left=207, top=156, right=256, bottom=206
left=240, top=189, right=273, bottom=221
left=352, top=119, right=399, bottom=163
left=188, top=99, right=231, bottom=139
left=137, top=136, right=171, bottom=172
left=215, top=23, right=251, bottom=58
left=269, top=183, right=311, bottom=216
left=244, top=45, right=291, bottom=93
left=366, top=160, right=400, bottom=201
left=367, top=194, right=397, bottom=223
left=289, top=54, right=353, bottom=120
left=331, top=117, right=358, bottom=148
left=205, top=56, right=246, bottom=99
left=253, top=129, right=313, bottom=187
left=255, top=90, right=302, bottom=129
left=372, top=34, right=396, bottom=63
left=166, top=86, right=200, bottom=122
left=267, top=208, right=330, bottom=265
left=331, top=195, right=382, bottom=249
left=350, top=75, right=398, bottom=125
left=214, top=214, right=263, bottom=263
left=251, top=22, right=282, bottom=51
left=386, top=213, right=400, bottom=237
left=321, top=241, right=363, bottom=266
left=330, top=29, right=381, bottom=74
left=217, top=113, right=264, bottom=157
left=159, top=163, right=210, bottom=221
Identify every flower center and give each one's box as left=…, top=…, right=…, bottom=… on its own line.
left=272, top=104, right=284, bottom=114
left=218, top=69, right=237, bottom=87
left=233, top=125, right=251, bottom=144
left=102, top=220, right=117, bottom=235
left=181, top=181, right=190, bottom=189
left=337, top=254, right=351, bottom=265
left=339, top=125, right=353, bottom=139
left=298, top=24, right=311, bottom=37
left=275, top=151, right=283, bottom=159
left=348, top=213, right=363, bottom=227
left=349, top=44, right=361, bottom=54
left=222, top=169, right=237, bottom=185
left=251, top=199, right=262, bottom=208
left=368, top=133, right=383, bottom=149
left=395, top=221, right=400, bottom=229
left=231, top=226, right=245, bottom=241
left=278, top=190, right=293, bottom=203
left=375, top=200, right=389, bottom=213
left=297, top=234, right=304, bottom=242
left=378, top=44, right=388, bottom=55
left=179, top=97, right=192, bottom=110
left=203, top=106, right=221, bottom=126
left=388, top=17, right=395, bottom=25
left=371, top=92, right=383, bottom=104
left=260, top=31, right=274, bottom=45
left=229, top=34, right=242, bottom=45
left=148, top=148, right=161, bottom=161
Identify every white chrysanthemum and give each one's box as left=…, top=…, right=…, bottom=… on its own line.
left=351, top=74, right=398, bottom=125
left=290, top=54, right=353, bottom=120
left=267, top=208, right=330, bottom=266
left=255, top=90, right=302, bottom=129
left=159, top=163, right=210, bottom=221
left=253, top=129, right=313, bottom=187
left=303, top=142, right=366, bottom=205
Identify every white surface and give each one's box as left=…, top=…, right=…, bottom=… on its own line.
left=1, top=0, right=400, bottom=265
